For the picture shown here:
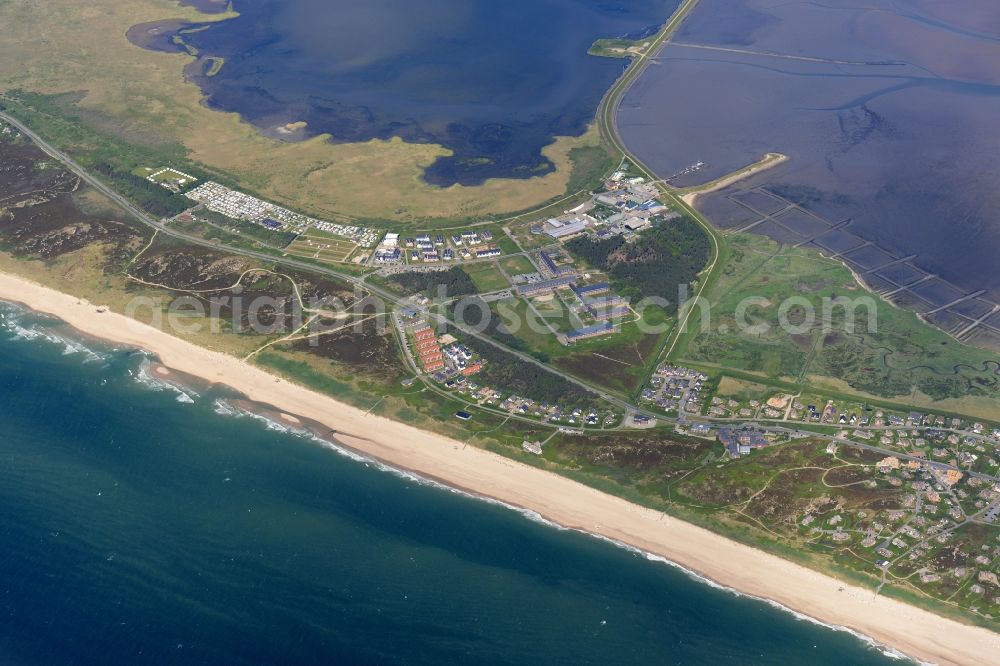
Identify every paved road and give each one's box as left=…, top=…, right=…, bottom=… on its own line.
left=592, top=0, right=724, bottom=381
left=4, top=0, right=709, bottom=416
left=6, top=107, right=998, bottom=485
left=597, top=0, right=702, bottom=166
left=0, top=110, right=635, bottom=413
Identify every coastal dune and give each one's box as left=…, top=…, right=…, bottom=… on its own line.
left=1, top=271, right=998, bottom=665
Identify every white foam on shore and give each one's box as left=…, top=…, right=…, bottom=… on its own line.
left=212, top=399, right=244, bottom=418
left=131, top=357, right=199, bottom=404
left=0, top=294, right=963, bottom=663
left=585, top=533, right=920, bottom=663
left=235, top=407, right=304, bottom=434
left=214, top=401, right=472, bottom=488
left=0, top=303, right=109, bottom=363
left=213, top=400, right=921, bottom=662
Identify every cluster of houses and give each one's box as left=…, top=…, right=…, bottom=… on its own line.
left=707, top=397, right=764, bottom=419
left=434, top=360, right=615, bottom=426
left=412, top=324, right=445, bottom=373
left=499, top=397, right=610, bottom=426
left=184, top=181, right=376, bottom=245
left=642, top=365, right=708, bottom=414
left=442, top=343, right=482, bottom=377
left=799, top=441, right=1000, bottom=599
left=785, top=399, right=971, bottom=432
left=441, top=375, right=617, bottom=427
left=849, top=420, right=993, bottom=459
left=403, top=314, right=484, bottom=379
left=371, top=230, right=500, bottom=265
left=792, top=400, right=865, bottom=424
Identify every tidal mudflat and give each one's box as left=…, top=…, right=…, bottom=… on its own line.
left=619, top=0, right=1000, bottom=345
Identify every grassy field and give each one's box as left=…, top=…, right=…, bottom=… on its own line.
left=146, top=167, right=194, bottom=184
left=497, top=296, right=561, bottom=352
left=0, top=0, right=608, bottom=223
left=5, top=129, right=1000, bottom=630
left=462, top=262, right=510, bottom=293
left=283, top=232, right=358, bottom=264
left=529, top=293, right=577, bottom=332
left=716, top=376, right=773, bottom=400
left=499, top=255, right=536, bottom=276
left=680, top=233, right=1000, bottom=418
left=587, top=37, right=651, bottom=59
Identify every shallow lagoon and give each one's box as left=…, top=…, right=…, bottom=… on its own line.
left=134, top=0, right=679, bottom=185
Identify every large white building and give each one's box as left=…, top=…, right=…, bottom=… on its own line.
left=544, top=217, right=589, bottom=239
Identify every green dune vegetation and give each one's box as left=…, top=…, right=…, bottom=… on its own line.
left=677, top=233, right=1000, bottom=419
left=3, top=0, right=1000, bottom=637
left=588, top=37, right=654, bottom=59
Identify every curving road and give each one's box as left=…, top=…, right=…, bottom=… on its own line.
left=5, top=66, right=999, bottom=485
left=0, top=110, right=635, bottom=413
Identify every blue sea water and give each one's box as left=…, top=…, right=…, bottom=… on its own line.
left=129, top=0, right=679, bottom=186
left=0, top=301, right=907, bottom=664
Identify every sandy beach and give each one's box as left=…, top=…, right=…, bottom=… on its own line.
left=1, top=270, right=998, bottom=665
left=680, top=153, right=789, bottom=207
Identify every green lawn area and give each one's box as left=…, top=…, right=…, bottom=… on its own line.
left=285, top=234, right=357, bottom=263
left=462, top=262, right=510, bottom=292
left=531, top=292, right=578, bottom=333
left=494, top=297, right=564, bottom=354
left=679, top=233, right=1000, bottom=418
left=500, top=255, right=536, bottom=276
left=491, top=227, right=522, bottom=254
left=486, top=293, right=673, bottom=396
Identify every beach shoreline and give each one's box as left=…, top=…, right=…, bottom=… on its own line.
left=1, top=270, right=998, bottom=665
left=679, top=152, right=789, bottom=207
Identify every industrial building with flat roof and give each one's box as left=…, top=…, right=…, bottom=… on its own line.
left=572, top=282, right=610, bottom=297
left=591, top=306, right=630, bottom=321
left=584, top=294, right=627, bottom=308
left=539, top=251, right=576, bottom=278
left=566, top=323, right=615, bottom=341
left=543, top=217, right=589, bottom=239
left=515, top=275, right=576, bottom=297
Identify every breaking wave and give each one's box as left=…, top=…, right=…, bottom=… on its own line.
left=207, top=391, right=920, bottom=664
left=131, top=356, right=199, bottom=404
left=0, top=301, right=110, bottom=363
